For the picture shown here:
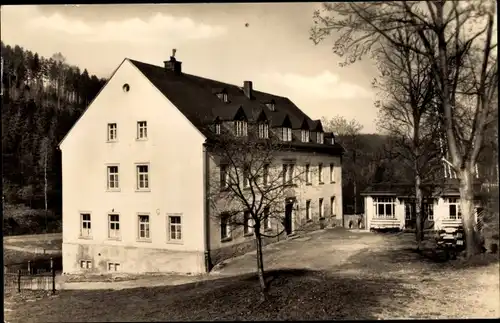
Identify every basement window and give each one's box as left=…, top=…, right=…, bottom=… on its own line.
left=80, top=260, right=92, bottom=269
left=108, top=262, right=120, bottom=271
left=122, top=84, right=130, bottom=92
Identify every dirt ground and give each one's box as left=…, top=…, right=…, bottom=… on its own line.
left=4, top=228, right=499, bottom=321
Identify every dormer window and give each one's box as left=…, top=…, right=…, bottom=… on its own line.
left=217, top=92, right=228, bottom=103
left=317, top=132, right=324, bottom=144
left=215, top=122, right=221, bottom=135
left=258, top=122, right=269, bottom=139
left=282, top=127, right=292, bottom=142
left=265, top=102, right=275, bottom=111
left=301, top=130, right=310, bottom=143
left=235, top=120, right=247, bottom=137
left=330, top=137, right=335, bottom=145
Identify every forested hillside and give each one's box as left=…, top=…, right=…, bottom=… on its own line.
left=2, top=42, right=106, bottom=235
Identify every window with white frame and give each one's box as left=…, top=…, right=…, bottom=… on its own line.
left=107, top=123, right=117, bottom=141
left=107, top=166, right=119, bottom=190
left=282, top=127, right=292, bottom=141
left=305, top=164, right=311, bottom=184
left=221, top=213, right=231, bottom=240
left=317, top=132, right=324, bottom=144
left=263, top=207, right=271, bottom=230
left=330, top=196, right=336, bottom=216
left=80, top=260, right=92, bottom=269
left=319, top=198, right=324, bottom=218
left=80, top=213, right=91, bottom=237
left=169, top=215, right=182, bottom=241
left=446, top=198, right=461, bottom=220
left=215, top=122, right=221, bottom=135
left=138, top=214, right=150, bottom=240
left=262, top=164, right=269, bottom=186
left=235, top=120, right=248, bottom=136
left=220, top=165, right=229, bottom=189
left=423, top=202, right=434, bottom=221
left=108, top=214, right=120, bottom=239
left=244, top=211, right=253, bottom=235
left=374, top=197, right=396, bottom=218
left=330, top=164, right=335, bottom=183
left=306, top=200, right=311, bottom=221
left=136, top=165, right=149, bottom=190
left=259, top=123, right=269, bottom=139
left=283, top=164, right=294, bottom=185
left=301, top=130, right=310, bottom=143
left=318, top=164, right=323, bottom=183
left=108, top=263, right=120, bottom=271
left=137, top=121, right=148, bottom=139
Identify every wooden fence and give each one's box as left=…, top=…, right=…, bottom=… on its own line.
left=4, top=258, right=56, bottom=294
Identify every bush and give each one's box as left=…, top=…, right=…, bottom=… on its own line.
left=3, top=204, right=61, bottom=236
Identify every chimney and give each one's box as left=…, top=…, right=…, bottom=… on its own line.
left=164, top=49, right=182, bottom=75
left=243, top=81, right=253, bottom=99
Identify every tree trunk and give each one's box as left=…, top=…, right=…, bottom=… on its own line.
left=459, top=168, right=481, bottom=258
left=415, top=173, right=423, bottom=251
left=353, top=149, right=357, bottom=214
left=254, top=230, right=268, bottom=300
left=44, top=150, right=48, bottom=233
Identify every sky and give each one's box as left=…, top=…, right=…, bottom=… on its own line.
left=1, top=4, right=380, bottom=133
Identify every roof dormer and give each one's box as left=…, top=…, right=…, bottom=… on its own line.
left=265, top=99, right=276, bottom=112
left=213, top=88, right=229, bottom=103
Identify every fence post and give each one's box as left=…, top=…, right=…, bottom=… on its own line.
left=17, top=269, right=21, bottom=293
left=50, top=257, right=55, bottom=294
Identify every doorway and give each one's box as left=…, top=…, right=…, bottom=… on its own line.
left=284, top=202, right=293, bottom=235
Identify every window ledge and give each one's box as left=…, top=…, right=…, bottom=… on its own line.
left=319, top=182, right=325, bottom=185
left=106, top=140, right=118, bottom=143
left=306, top=219, right=313, bottom=223
left=330, top=181, right=336, bottom=184
left=106, top=189, right=121, bottom=192
left=137, top=239, right=152, bottom=243
left=166, top=240, right=184, bottom=245
left=319, top=217, right=325, bottom=220
left=135, top=189, right=151, bottom=193
left=306, top=183, right=312, bottom=186
left=107, top=238, right=122, bottom=241
left=78, top=236, right=93, bottom=240
left=221, top=237, right=232, bottom=243
left=136, top=138, right=148, bottom=141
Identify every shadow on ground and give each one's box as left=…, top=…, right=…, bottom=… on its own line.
left=339, top=233, right=500, bottom=274
left=8, top=268, right=414, bottom=322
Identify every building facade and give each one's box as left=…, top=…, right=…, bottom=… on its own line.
left=59, top=56, right=344, bottom=275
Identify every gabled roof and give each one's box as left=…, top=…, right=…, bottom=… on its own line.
left=113, top=59, right=343, bottom=154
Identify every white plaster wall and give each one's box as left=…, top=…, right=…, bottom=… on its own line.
left=61, top=59, right=206, bottom=273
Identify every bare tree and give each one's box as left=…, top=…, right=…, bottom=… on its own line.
left=373, top=29, right=443, bottom=249
left=321, top=115, right=363, bottom=214
left=206, top=124, right=317, bottom=300
left=311, top=0, right=498, bottom=257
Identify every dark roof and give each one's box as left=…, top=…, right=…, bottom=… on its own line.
left=129, top=59, right=343, bottom=155
left=361, top=179, right=483, bottom=197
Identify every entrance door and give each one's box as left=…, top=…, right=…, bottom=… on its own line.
left=284, top=202, right=293, bottom=235
left=405, top=202, right=416, bottom=229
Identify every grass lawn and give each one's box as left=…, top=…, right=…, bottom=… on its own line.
left=4, top=231, right=499, bottom=321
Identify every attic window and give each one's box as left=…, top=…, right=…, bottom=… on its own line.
left=317, top=132, right=324, bottom=144
left=265, top=102, right=275, bottom=111
left=122, top=84, right=130, bottom=92
left=301, top=130, right=310, bottom=143
left=330, top=137, right=335, bottom=145
left=215, top=122, right=221, bottom=135
left=217, top=92, right=228, bottom=103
